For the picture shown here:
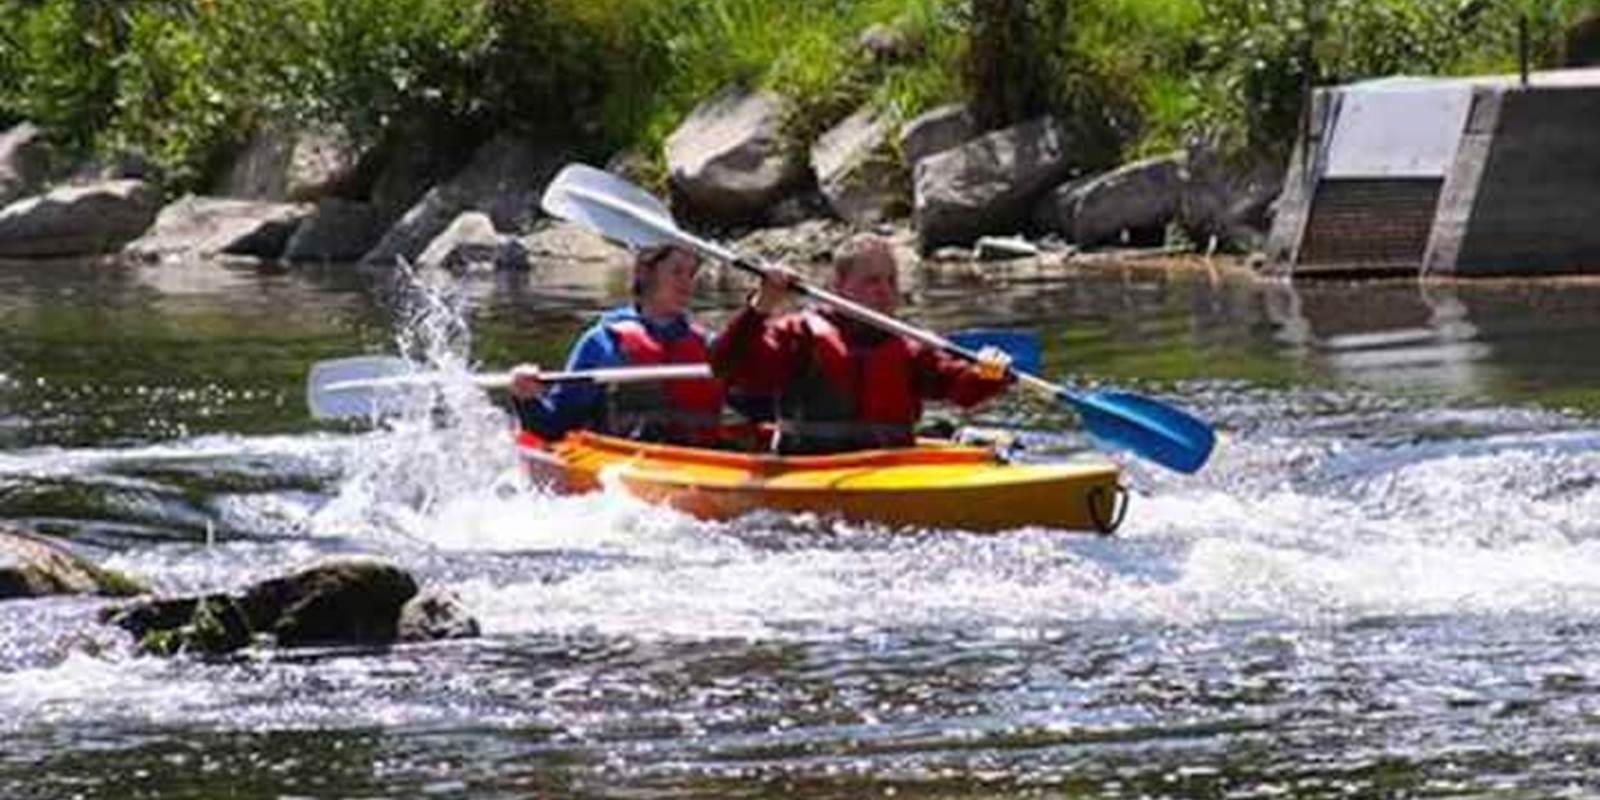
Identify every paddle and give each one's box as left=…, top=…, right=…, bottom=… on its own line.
left=540, top=164, right=1217, bottom=473
left=306, top=355, right=711, bottom=421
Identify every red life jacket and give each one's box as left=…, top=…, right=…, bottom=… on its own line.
left=780, top=312, right=920, bottom=452
left=606, top=319, right=724, bottom=443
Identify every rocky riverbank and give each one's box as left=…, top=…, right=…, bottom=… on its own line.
left=0, top=84, right=1282, bottom=275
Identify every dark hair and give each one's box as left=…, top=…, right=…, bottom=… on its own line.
left=632, top=244, right=699, bottom=297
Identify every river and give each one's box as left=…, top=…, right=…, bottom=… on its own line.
left=4, top=253, right=1600, bottom=798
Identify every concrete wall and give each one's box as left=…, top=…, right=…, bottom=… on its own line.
left=1274, top=72, right=1600, bottom=278
left=1445, top=88, right=1600, bottom=275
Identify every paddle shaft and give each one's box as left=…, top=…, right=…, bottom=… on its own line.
left=566, top=185, right=1060, bottom=397
left=322, top=363, right=711, bottom=394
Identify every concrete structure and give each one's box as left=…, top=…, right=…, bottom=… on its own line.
left=1267, top=68, right=1600, bottom=277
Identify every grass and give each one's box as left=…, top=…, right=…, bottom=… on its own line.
left=0, top=0, right=1594, bottom=193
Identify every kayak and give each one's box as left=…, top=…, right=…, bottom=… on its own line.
left=516, top=430, right=1127, bottom=533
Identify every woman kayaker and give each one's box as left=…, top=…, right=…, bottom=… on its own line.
left=509, top=243, right=724, bottom=444
left=710, top=233, right=1013, bottom=454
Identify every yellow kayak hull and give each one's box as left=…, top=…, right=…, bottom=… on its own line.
left=518, top=431, right=1126, bottom=534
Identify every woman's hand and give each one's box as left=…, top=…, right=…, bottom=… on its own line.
left=509, top=363, right=546, bottom=399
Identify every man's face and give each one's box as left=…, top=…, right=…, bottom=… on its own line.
left=832, top=250, right=898, bottom=314
left=639, top=247, right=700, bottom=314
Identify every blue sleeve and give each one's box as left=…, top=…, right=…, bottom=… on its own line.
left=514, top=324, right=625, bottom=439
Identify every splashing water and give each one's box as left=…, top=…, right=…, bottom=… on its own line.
left=308, top=264, right=525, bottom=546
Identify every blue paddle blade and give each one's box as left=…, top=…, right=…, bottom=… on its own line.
left=947, top=330, right=1042, bottom=375
left=1062, top=389, right=1216, bottom=474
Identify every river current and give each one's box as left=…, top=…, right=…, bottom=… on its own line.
left=4, top=254, right=1600, bottom=798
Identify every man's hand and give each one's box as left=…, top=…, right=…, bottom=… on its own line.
left=750, top=265, right=801, bottom=315
left=973, top=346, right=1013, bottom=381
left=509, top=363, right=546, bottom=399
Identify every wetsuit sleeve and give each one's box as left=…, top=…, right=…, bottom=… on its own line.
left=513, top=325, right=623, bottom=438
left=709, top=306, right=804, bottom=394
left=914, top=344, right=1012, bottom=409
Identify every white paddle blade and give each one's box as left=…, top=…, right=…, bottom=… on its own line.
left=540, top=164, right=679, bottom=252
left=306, top=356, right=431, bottom=420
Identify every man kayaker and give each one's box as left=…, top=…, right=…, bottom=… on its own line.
left=509, top=243, right=724, bottom=444
left=710, top=233, right=1013, bottom=454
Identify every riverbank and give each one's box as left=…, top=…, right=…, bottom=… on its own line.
left=0, top=1, right=1592, bottom=273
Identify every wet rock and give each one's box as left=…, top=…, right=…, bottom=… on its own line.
left=416, top=211, right=530, bottom=273
left=0, top=123, right=56, bottom=208
left=282, top=199, right=383, bottom=262
left=103, top=593, right=253, bottom=656
left=398, top=588, right=480, bottom=641
left=102, top=558, right=470, bottom=656
left=0, top=523, right=149, bottom=600
left=666, top=86, right=806, bottom=225
left=898, top=104, right=976, bottom=168
left=214, top=122, right=364, bottom=203
left=363, top=133, right=567, bottom=267
left=0, top=179, right=161, bottom=258
left=811, top=105, right=903, bottom=226
left=124, top=195, right=313, bottom=262
left=913, top=116, right=1076, bottom=250
left=241, top=559, right=418, bottom=647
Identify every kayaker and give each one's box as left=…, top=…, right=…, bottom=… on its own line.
left=710, top=233, right=1013, bottom=454
left=509, top=243, right=724, bottom=444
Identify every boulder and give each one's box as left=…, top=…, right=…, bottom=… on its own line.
left=282, top=199, right=383, bottom=262
left=124, top=195, right=313, bottom=262
left=398, top=588, right=480, bottom=641
left=811, top=105, right=902, bottom=225
left=0, top=180, right=161, bottom=258
left=0, top=123, right=55, bottom=207
left=362, top=133, right=565, bottom=267
left=665, top=86, right=806, bottom=224
left=519, top=219, right=626, bottom=265
left=1038, top=153, right=1185, bottom=247
left=0, top=523, right=148, bottom=600
left=215, top=122, right=364, bottom=202
left=1180, top=143, right=1285, bottom=253
left=898, top=104, right=976, bottom=167
left=102, top=558, right=476, bottom=655
left=912, top=116, right=1075, bottom=250
left=416, top=211, right=529, bottom=273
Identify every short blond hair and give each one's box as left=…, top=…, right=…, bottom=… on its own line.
left=832, top=233, right=895, bottom=279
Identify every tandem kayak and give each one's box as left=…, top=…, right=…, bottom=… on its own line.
left=516, top=430, right=1127, bottom=533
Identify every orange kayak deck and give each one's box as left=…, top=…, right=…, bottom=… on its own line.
left=517, top=430, right=1126, bottom=534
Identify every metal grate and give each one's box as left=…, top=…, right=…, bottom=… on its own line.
left=1297, top=178, right=1443, bottom=275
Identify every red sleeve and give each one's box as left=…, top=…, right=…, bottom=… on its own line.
left=710, top=306, right=807, bottom=394
left=913, top=342, right=1012, bottom=408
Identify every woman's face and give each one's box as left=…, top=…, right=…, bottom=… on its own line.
left=638, top=247, right=701, bottom=315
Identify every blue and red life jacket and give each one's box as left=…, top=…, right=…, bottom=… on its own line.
left=605, top=319, right=724, bottom=444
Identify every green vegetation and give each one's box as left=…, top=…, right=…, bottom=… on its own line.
left=0, top=0, right=1594, bottom=192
